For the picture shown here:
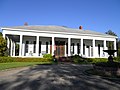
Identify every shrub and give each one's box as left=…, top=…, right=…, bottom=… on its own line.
left=43, top=54, right=53, bottom=60
left=0, top=57, right=52, bottom=63
left=72, top=55, right=85, bottom=63
left=86, top=58, right=108, bottom=63
left=0, top=36, right=7, bottom=56
left=114, top=57, right=120, bottom=62
left=15, top=58, right=52, bottom=62
left=71, top=55, right=108, bottom=64
left=0, top=57, right=14, bottom=63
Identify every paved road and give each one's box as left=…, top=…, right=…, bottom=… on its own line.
left=0, top=64, right=120, bottom=90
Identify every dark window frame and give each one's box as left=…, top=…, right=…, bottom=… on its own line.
left=39, top=41, right=41, bottom=53
left=25, top=41, right=29, bottom=53
left=77, top=43, right=80, bottom=55
left=46, top=42, right=48, bottom=53
left=33, top=41, right=36, bottom=53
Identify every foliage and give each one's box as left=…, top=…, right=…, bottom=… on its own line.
left=15, top=44, right=19, bottom=56
left=105, top=30, right=117, bottom=36
left=0, top=57, right=52, bottom=63
left=114, top=56, right=120, bottom=62
left=85, top=58, right=108, bottom=64
left=0, top=32, right=2, bottom=36
left=43, top=54, right=53, bottom=59
left=72, top=55, right=85, bottom=63
left=0, top=36, right=7, bottom=56
left=118, top=49, right=120, bottom=58
left=117, top=39, right=120, bottom=57
left=105, top=30, right=118, bottom=50
left=0, top=57, right=14, bottom=63
left=71, top=55, right=108, bottom=64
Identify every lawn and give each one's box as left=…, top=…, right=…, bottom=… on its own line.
left=0, top=62, right=52, bottom=70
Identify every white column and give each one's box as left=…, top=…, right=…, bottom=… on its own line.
left=64, top=44, right=67, bottom=56
left=114, top=40, right=117, bottom=50
left=6, top=37, right=10, bottom=49
left=52, top=37, right=55, bottom=56
left=6, top=37, right=10, bottom=56
left=6, top=37, right=9, bottom=48
left=114, top=40, right=117, bottom=57
left=80, top=38, right=83, bottom=56
left=19, top=35, right=23, bottom=56
left=22, top=42, right=25, bottom=56
left=13, top=42, right=15, bottom=56
left=93, top=39, right=95, bottom=57
left=36, top=36, right=39, bottom=56
left=103, top=40, right=107, bottom=57
left=104, top=40, right=106, bottom=50
left=2, top=33, right=5, bottom=39
left=10, top=39, right=13, bottom=56
left=68, top=38, right=71, bottom=56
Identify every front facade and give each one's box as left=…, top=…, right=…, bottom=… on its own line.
left=1, top=25, right=117, bottom=58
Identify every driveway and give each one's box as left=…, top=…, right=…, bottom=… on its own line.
left=0, top=64, right=120, bottom=90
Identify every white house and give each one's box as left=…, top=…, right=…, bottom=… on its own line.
left=1, top=25, right=117, bottom=58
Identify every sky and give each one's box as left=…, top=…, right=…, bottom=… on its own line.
left=0, top=0, right=120, bottom=37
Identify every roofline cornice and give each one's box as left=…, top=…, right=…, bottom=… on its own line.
left=1, top=27, right=118, bottom=39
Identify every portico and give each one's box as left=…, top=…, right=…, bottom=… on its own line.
left=2, top=25, right=117, bottom=58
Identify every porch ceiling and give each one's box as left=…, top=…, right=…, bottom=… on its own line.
left=6, top=34, right=20, bottom=42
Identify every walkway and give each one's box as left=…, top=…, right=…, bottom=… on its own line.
left=0, top=64, right=120, bottom=90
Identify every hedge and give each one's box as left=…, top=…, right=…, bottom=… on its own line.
left=0, top=57, right=52, bottom=63
left=86, top=58, right=108, bottom=63
left=71, top=55, right=108, bottom=64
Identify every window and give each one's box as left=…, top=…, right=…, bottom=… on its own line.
left=71, top=43, right=74, bottom=54
left=39, top=41, right=41, bottom=53
left=66, top=43, right=68, bottom=54
left=98, top=44, right=100, bottom=57
left=83, top=43, right=85, bottom=55
left=77, top=43, right=80, bottom=55
left=33, top=41, right=36, bottom=53
left=50, top=41, right=52, bottom=45
left=25, top=41, right=29, bottom=53
left=46, top=42, right=48, bottom=53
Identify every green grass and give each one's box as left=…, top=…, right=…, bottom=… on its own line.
left=0, top=62, right=52, bottom=70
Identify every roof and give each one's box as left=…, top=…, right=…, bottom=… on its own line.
left=1, top=25, right=117, bottom=38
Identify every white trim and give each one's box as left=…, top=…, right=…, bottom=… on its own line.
left=80, top=38, right=83, bottom=56
left=93, top=39, right=95, bottom=58
left=10, top=39, right=13, bottom=56
left=13, top=42, right=15, bottom=56
left=36, top=36, right=39, bottom=56
left=19, top=35, right=23, bottom=56
left=52, top=37, right=55, bottom=56
left=114, top=40, right=117, bottom=57
left=68, top=38, right=71, bottom=56
left=2, top=28, right=117, bottom=38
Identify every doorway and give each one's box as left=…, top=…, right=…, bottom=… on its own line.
left=50, top=41, right=65, bottom=57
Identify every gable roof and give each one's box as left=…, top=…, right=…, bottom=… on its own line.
left=1, top=25, right=117, bottom=38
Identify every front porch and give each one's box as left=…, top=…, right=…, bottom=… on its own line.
left=5, top=34, right=117, bottom=58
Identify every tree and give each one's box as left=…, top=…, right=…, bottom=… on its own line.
left=105, top=30, right=117, bottom=36
left=0, top=32, right=7, bottom=56
left=0, top=32, right=2, bottom=36
left=117, top=39, right=120, bottom=57
left=105, top=30, right=120, bottom=57
left=105, top=30, right=117, bottom=50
